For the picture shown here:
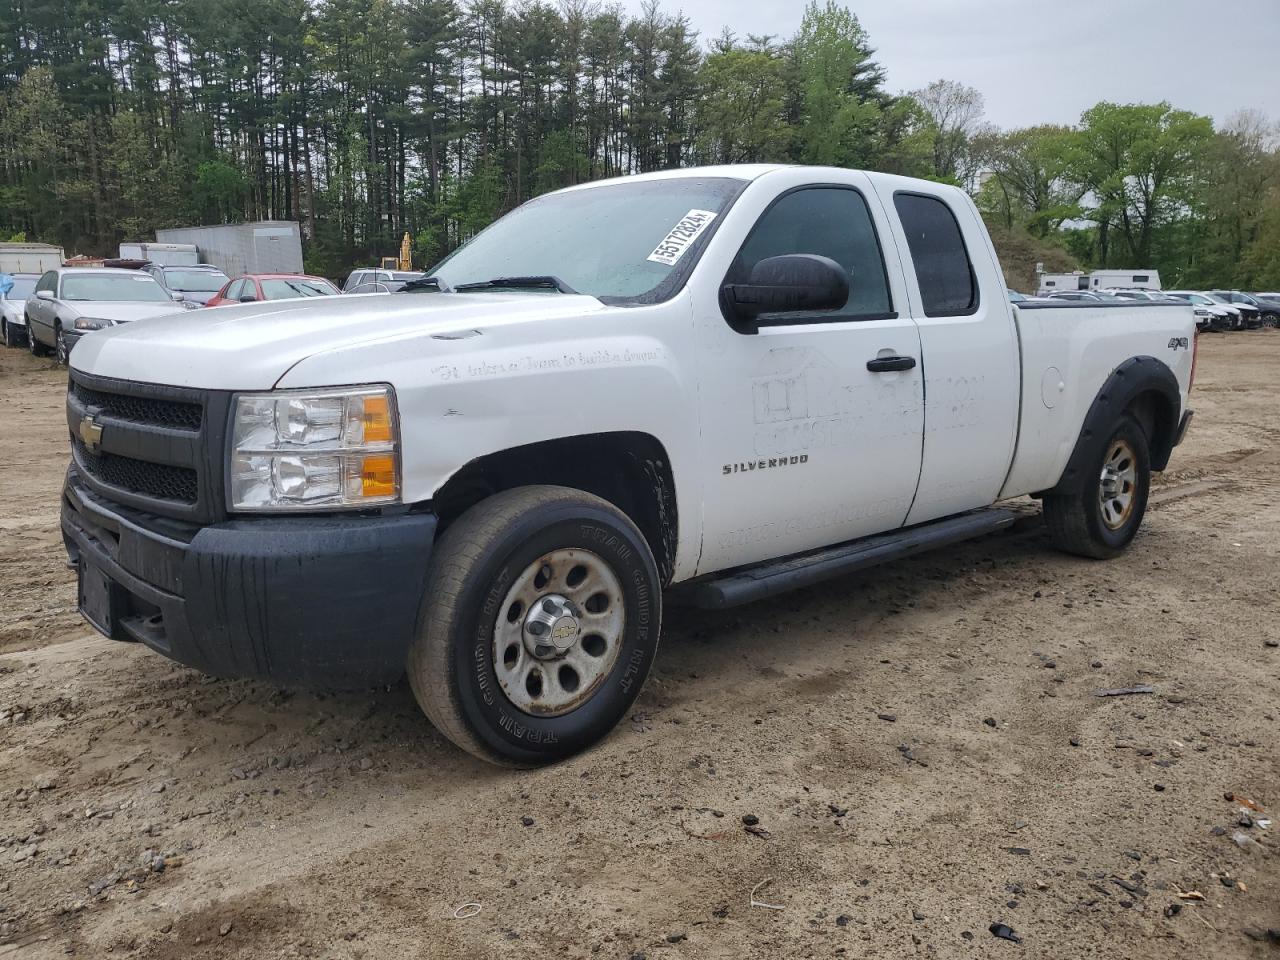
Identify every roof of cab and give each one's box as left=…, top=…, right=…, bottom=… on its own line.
left=555, top=164, right=788, bottom=194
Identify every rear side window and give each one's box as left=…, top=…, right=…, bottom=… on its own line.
left=725, top=186, right=893, bottom=323
left=895, top=193, right=977, bottom=317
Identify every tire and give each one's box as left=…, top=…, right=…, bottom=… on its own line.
left=27, top=317, right=50, bottom=357
left=55, top=324, right=70, bottom=365
left=1263, top=312, right=1280, bottom=330
left=1, top=321, right=14, bottom=348
left=407, top=485, right=661, bottom=766
left=1043, top=414, right=1151, bottom=560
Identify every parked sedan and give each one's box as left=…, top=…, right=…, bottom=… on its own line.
left=1204, top=291, right=1262, bottom=328
left=25, top=268, right=186, bottom=363
left=1165, top=291, right=1240, bottom=331
left=342, top=268, right=423, bottom=291
left=1208, top=290, right=1278, bottom=328
left=206, top=273, right=340, bottom=307
left=141, top=263, right=231, bottom=306
left=0, top=273, right=38, bottom=347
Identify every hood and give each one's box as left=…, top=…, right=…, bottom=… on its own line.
left=66, top=301, right=189, bottom=324
left=69, top=291, right=607, bottom=389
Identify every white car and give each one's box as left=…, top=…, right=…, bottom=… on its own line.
left=25, top=267, right=189, bottom=363
left=1164, top=291, right=1240, bottom=331
left=62, top=165, right=1196, bottom=765
left=0, top=273, right=38, bottom=347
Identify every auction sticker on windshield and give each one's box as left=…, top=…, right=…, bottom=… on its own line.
left=646, top=209, right=718, bottom=267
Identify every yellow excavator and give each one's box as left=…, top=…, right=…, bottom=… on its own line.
left=379, top=233, right=413, bottom=271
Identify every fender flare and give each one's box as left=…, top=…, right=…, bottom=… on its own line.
left=1046, top=355, right=1181, bottom=496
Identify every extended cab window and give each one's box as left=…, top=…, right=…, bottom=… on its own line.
left=894, top=193, right=978, bottom=317
left=725, top=187, right=892, bottom=325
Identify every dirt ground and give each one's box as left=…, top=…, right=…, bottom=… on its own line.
left=0, top=333, right=1277, bottom=960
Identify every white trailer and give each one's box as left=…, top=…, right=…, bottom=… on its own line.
left=118, top=242, right=199, bottom=266
left=1037, top=271, right=1089, bottom=295
left=154, top=221, right=303, bottom=276
left=1089, top=269, right=1161, bottom=291
left=0, top=242, right=65, bottom=274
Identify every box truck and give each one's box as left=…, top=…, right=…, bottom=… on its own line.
left=154, top=221, right=303, bottom=276
left=118, top=242, right=199, bottom=266
left=0, top=242, right=65, bottom=274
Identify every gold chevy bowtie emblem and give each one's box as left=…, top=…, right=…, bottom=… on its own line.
left=78, top=415, right=103, bottom=452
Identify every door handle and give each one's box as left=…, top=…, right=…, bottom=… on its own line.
left=866, top=355, right=917, bottom=373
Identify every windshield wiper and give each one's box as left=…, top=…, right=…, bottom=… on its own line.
left=400, top=275, right=453, bottom=294
left=453, top=275, right=577, bottom=294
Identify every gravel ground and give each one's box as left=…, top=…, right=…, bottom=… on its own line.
left=0, top=333, right=1277, bottom=959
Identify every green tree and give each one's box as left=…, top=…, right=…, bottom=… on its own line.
left=790, top=1, right=883, bottom=167
left=1069, top=101, right=1214, bottom=266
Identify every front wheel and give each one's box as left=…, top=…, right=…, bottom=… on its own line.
left=1043, top=414, right=1151, bottom=559
left=1, top=321, right=15, bottom=348
left=1262, top=312, right=1280, bottom=330
left=408, top=485, right=661, bottom=765
left=55, top=325, right=70, bottom=365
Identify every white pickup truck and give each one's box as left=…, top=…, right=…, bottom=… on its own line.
left=62, top=165, right=1196, bottom=764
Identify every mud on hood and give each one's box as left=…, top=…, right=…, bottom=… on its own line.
left=68, top=291, right=606, bottom=390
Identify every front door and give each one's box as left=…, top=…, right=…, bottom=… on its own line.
left=694, top=174, right=925, bottom=575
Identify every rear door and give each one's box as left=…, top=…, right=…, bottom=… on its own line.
left=692, top=170, right=925, bottom=574
left=867, top=184, right=1020, bottom=525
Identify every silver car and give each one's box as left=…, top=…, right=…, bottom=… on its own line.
left=0, top=273, right=38, bottom=347
left=26, top=267, right=187, bottom=364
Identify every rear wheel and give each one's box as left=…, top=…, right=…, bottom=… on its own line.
left=27, top=317, right=50, bottom=357
left=407, top=485, right=661, bottom=765
left=1043, top=414, right=1151, bottom=559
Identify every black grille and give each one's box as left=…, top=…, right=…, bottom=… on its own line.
left=74, top=439, right=198, bottom=505
left=71, top=381, right=203, bottom=431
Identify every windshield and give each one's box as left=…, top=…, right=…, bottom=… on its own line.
left=261, top=278, right=337, bottom=300
left=163, top=269, right=229, bottom=292
left=428, top=177, right=746, bottom=303
left=61, top=274, right=173, bottom=302
left=3, top=277, right=36, bottom=299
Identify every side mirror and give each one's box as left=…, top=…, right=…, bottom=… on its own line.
left=239, top=294, right=258, bottom=303
left=170, top=292, right=185, bottom=302
left=35, top=289, right=54, bottom=301
left=722, top=254, right=849, bottom=330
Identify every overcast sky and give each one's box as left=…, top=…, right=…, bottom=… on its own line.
left=617, top=0, right=1280, bottom=130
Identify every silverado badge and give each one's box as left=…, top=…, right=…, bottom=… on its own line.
left=78, top=414, right=104, bottom=452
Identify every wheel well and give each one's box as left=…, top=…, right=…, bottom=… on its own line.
left=432, top=432, right=679, bottom=584
left=1126, top=389, right=1177, bottom=471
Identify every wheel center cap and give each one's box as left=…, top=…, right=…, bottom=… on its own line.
left=523, top=594, right=580, bottom=659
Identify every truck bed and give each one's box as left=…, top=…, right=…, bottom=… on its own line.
left=1000, top=299, right=1195, bottom=499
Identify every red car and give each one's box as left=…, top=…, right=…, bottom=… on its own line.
left=206, top=273, right=339, bottom=307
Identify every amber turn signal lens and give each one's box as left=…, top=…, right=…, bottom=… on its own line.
left=362, top=395, right=393, bottom=443
left=360, top=454, right=397, bottom=498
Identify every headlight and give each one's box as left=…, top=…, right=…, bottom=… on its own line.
left=229, top=386, right=400, bottom=511
left=73, top=317, right=115, bottom=330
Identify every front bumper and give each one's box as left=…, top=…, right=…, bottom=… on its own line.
left=61, top=467, right=436, bottom=687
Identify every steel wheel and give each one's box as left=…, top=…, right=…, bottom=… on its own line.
left=1098, top=438, right=1138, bottom=530
left=492, top=548, right=625, bottom=717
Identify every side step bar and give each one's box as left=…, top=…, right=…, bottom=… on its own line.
left=677, top=508, right=1018, bottom=610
